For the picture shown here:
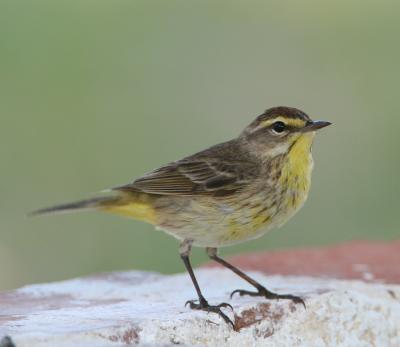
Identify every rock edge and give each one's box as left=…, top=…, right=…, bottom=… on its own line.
left=0, top=269, right=399, bottom=347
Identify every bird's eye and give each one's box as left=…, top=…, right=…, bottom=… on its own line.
left=272, top=121, right=286, bottom=134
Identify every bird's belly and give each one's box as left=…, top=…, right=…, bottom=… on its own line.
left=216, top=183, right=310, bottom=246
left=154, top=192, right=283, bottom=247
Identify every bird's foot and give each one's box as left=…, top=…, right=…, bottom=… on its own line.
left=185, top=298, right=235, bottom=329
left=231, top=286, right=306, bottom=308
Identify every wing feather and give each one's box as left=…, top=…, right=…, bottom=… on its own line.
left=113, top=141, right=259, bottom=196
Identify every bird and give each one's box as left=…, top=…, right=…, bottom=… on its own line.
left=32, top=106, right=331, bottom=329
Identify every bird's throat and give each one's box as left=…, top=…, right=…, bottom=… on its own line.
left=279, top=133, right=315, bottom=199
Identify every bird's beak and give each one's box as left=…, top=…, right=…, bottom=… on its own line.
left=301, top=120, right=332, bottom=132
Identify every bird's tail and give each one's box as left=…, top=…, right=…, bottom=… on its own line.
left=30, top=193, right=158, bottom=224
left=30, top=196, right=122, bottom=216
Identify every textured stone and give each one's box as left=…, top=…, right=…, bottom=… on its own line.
left=0, top=269, right=399, bottom=347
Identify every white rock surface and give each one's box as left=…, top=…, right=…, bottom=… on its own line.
left=0, top=269, right=399, bottom=347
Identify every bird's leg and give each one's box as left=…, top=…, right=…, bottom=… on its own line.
left=206, top=247, right=305, bottom=308
left=179, top=240, right=235, bottom=328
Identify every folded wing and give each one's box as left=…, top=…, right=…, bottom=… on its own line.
left=113, top=158, right=258, bottom=197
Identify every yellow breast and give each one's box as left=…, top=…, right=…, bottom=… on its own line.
left=212, top=133, right=316, bottom=245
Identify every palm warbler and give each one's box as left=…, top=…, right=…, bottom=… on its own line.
left=33, top=106, right=331, bottom=328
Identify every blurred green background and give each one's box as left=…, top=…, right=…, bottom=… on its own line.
left=1, top=1, right=399, bottom=291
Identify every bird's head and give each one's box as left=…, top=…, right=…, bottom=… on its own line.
left=241, top=106, right=331, bottom=158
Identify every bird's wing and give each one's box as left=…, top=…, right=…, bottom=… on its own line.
left=113, top=158, right=258, bottom=197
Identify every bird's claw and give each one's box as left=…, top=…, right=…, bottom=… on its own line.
left=216, top=302, right=234, bottom=311
left=185, top=299, right=236, bottom=329
left=230, top=289, right=250, bottom=299
left=230, top=288, right=306, bottom=309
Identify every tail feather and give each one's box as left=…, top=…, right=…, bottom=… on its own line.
left=30, top=196, right=118, bottom=216
left=31, top=192, right=157, bottom=224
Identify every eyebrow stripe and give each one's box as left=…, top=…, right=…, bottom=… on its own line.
left=258, top=116, right=306, bottom=129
